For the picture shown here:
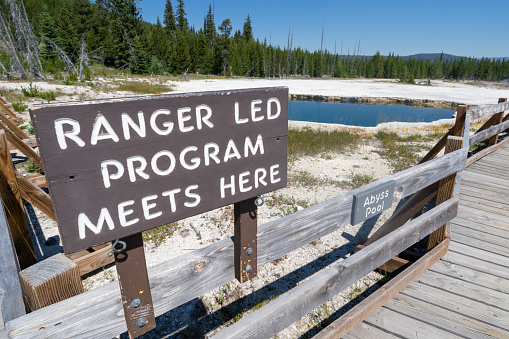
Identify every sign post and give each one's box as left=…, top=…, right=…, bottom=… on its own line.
left=30, top=87, right=288, bottom=336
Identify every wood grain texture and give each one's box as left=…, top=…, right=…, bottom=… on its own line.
left=316, top=238, right=449, bottom=339
left=428, top=136, right=462, bottom=249
left=19, top=253, right=83, bottom=311
left=468, top=101, right=509, bottom=121
left=0, top=102, right=17, bottom=120
left=68, top=244, right=115, bottom=276
left=354, top=244, right=409, bottom=273
left=212, top=197, right=458, bottom=339
left=469, top=119, right=509, bottom=146
left=0, top=132, right=37, bottom=270
left=0, top=124, right=42, bottom=169
left=14, top=172, right=54, bottom=221
left=5, top=153, right=465, bottom=338
left=0, top=195, right=25, bottom=332
left=343, top=321, right=401, bottom=339
left=0, top=109, right=27, bottom=140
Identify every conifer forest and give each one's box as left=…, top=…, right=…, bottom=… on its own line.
left=1, top=0, right=508, bottom=81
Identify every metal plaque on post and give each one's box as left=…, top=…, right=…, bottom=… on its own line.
left=351, top=180, right=395, bottom=225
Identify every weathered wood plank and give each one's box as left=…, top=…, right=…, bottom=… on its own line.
left=468, top=101, right=509, bottom=121
left=0, top=132, right=37, bottom=270
left=419, top=106, right=466, bottom=164
left=459, top=186, right=509, bottom=205
left=466, top=165, right=509, bottom=180
left=460, top=178, right=509, bottom=196
left=469, top=118, right=509, bottom=146
left=460, top=199, right=509, bottom=218
left=212, top=198, right=458, bottom=339
left=363, top=306, right=462, bottom=339
left=466, top=135, right=509, bottom=166
left=14, top=172, right=54, bottom=221
left=451, top=232, right=509, bottom=258
left=428, top=136, right=462, bottom=249
left=401, top=281, right=509, bottom=330
left=0, top=102, right=18, bottom=120
left=384, top=292, right=509, bottom=338
left=19, top=253, right=83, bottom=311
left=452, top=218, right=509, bottom=239
left=460, top=193, right=509, bottom=211
left=452, top=225, right=509, bottom=249
left=68, top=244, right=115, bottom=276
left=0, top=124, right=42, bottom=169
left=418, top=270, right=509, bottom=312
left=343, top=321, right=400, bottom=339
left=457, top=205, right=509, bottom=227
left=448, top=240, right=509, bottom=270
left=0, top=111, right=27, bottom=141
left=4, top=152, right=466, bottom=338
left=443, top=246, right=509, bottom=282
left=0, top=192, right=25, bottom=336
left=315, top=238, right=448, bottom=339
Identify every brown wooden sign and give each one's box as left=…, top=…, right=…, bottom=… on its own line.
left=30, top=87, right=288, bottom=253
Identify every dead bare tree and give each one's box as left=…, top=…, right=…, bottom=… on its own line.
left=285, top=26, right=293, bottom=78
left=78, top=36, right=90, bottom=80
left=42, top=36, right=78, bottom=76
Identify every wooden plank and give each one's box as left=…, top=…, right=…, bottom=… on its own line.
left=0, top=131, right=37, bottom=270
left=19, top=253, right=83, bottom=311
left=27, top=175, right=46, bottom=189
left=0, top=124, right=42, bottom=169
left=212, top=198, right=458, bottom=339
left=343, top=321, right=400, bottom=339
left=14, top=172, right=54, bottom=220
left=451, top=232, right=509, bottom=258
left=460, top=199, right=509, bottom=218
left=419, top=106, right=466, bottom=164
left=487, top=98, right=506, bottom=146
left=316, top=238, right=449, bottom=339
left=460, top=193, right=509, bottom=210
left=466, top=135, right=509, bottom=166
left=68, top=244, right=114, bottom=276
left=363, top=306, right=462, bottom=339
left=0, top=192, right=25, bottom=334
left=418, top=270, right=509, bottom=312
left=457, top=207, right=509, bottom=232
left=448, top=239, right=509, bottom=269
left=451, top=218, right=509, bottom=239
left=428, top=136, right=462, bottom=249
left=466, top=165, right=509, bottom=180
left=0, top=102, right=17, bottom=120
left=401, top=281, right=509, bottom=330
left=461, top=171, right=509, bottom=190
left=0, top=110, right=28, bottom=140
left=354, top=244, right=409, bottom=273
left=443, top=245, right=509, bottom=281
left=384, top=292, right=509, bottom=338
left=469, top=119, right=509, bottom=146
left=460, top=178, right=509, bottom=195
left=5, top=156, right=465, bottom=338
left=468, top=101, right=509, bottom=121
left=460, top=184, right=509, bottom=201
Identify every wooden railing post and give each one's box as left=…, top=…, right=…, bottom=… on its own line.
left=0, top=130, right=37, bottom=269
left=427, top=136, right=463, bottom=250
left=487, top=98, right=507, bottom=146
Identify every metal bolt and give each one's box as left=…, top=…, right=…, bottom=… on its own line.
left=136, top=318, right=146, bottom=328
left=108, top=251, right=113, bottom=257
left=131, top=299, right=141, bottom=308
left=246, top=248, right=253, bottom=256
left=246, top=266, right=252, bottom=273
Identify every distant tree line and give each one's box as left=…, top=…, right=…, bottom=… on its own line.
left=2, top=0, right=509, bottom=81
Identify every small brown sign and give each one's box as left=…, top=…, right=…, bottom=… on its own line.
left=31, top=87, right=288, bottom=253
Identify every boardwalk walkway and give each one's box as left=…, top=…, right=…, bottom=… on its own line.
left=345, top=143, right=509, bottom=338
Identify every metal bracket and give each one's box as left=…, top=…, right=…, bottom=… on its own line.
left=114, top=232, right=156, bottom=338
left=234, top=197, right=258, bottom=283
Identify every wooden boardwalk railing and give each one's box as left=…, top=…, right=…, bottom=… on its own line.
left=1, top=97, right=508, bottom=338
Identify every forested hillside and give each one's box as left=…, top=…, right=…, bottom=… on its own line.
left=2, top=0, right=509, bottom=81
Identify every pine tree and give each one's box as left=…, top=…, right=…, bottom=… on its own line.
left=242, top=15, right=253, bottom=41
left=163, top=0, right=176, bottom=35
left=172, top=31, right=190, bottom=73
left=176, top=0, right=188, bottom=32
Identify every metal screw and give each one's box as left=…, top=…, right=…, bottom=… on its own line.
left=112, top=239, right=127, bottom=253
left=108, top=251, right=113, bottom=257
left=254, top=196, right=265, bottom=207
left=246, top=248, right=253, bottom=256
left=136, top=318, right=146, bottom=328
left=246, top=266, right=252, bottom=273
left=131, top=299, right=141, bottom=308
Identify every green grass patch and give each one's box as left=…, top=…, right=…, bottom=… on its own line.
left=13, top=99, right=28, bottom=113
left=115, top=82, right=172, bottom=94
left=374, top=131, right=434, bottom=172
left=142, top=222, right=179, bottom=245
left=288, top=128, right=361, bottom=159
left=25, top=160, right=43, bottom=174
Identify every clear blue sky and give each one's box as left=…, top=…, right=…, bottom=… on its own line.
left=139, top=0, right=509, bottom=58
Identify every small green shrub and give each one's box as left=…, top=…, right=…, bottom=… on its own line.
left=39, top=91, right=56, bottom=102
left=13, top=99, right=28, bottom=113
left=25, top=160, right=43, bottom=174
left=21, top=83, right=39, bottom=97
